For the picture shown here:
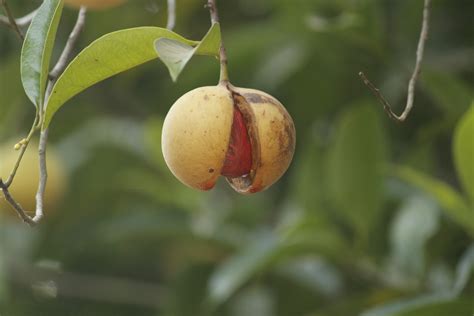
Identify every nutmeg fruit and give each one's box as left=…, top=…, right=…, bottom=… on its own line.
left=161, top=83, right=295, bottom=194
left=0, top=140, right=67, bottom=216
left=64, top=0, right=125, bottom=10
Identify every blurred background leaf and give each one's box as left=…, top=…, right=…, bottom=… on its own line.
left=326, top=102, right=387, bottom=245
left=453, top=104, right=474, bottom=204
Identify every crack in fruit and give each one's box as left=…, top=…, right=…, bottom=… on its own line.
left=221, top=106, right=253, bottom=178
left=162, top=84, right=295, bottom=194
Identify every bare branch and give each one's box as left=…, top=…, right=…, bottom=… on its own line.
left=359, top=0, right=431, bottom=123
left=0, top=180, right=36, bottom=226
left=49, top=7, right=87, bottom=80
left=0, top=129, right=48, bottom=226
left=30, top=7, right=87, bottom=224
left=166, top=0, right=176, bottom=30
left=206, top=0, right=229, bottom=83
left=32, top=129, right=48, bottom=223
left=1, top=7, right=87, bottom=226
left=206, top=0, right=219, bottom=24
left=3, top=114, right=40, bottom=188
left=0, top=0, right=24, bottom=40
left=0, top=8, right=37, bottom=29
left=14, top=8, right=37, bottom=27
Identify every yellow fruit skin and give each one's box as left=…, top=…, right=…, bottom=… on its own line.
left=229, top=87, right=296, bottom=194
left=161, top=86, right=234, bottom=190
left=64, top=0, right=125, bottom=10
left=0, top=140, right=66, bottom=217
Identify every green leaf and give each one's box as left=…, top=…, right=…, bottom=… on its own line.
left=326, top=102, right=387, bottom=240
left=394, top=165, right=474, bottom=236
left=288, top=135, right=324, bottom=209
left=155, top=39, right=195, bottom=82
left=21, top=0, right=64, bottom=107
left=453, top=104, right=474, bottom=204
left=155, top=23, right=221, bottom=81
left=389, top=196, right=440, bottom=279
left=208, top=232, right=279, bottom=305
left=361, top=295, right=471, bottom=316
left=194, top=22, right=222, bottom=56
left=453, top=244, right=474, bottom=295
left=361, top=245, right=474, bottom=316
left=230, top=286, right=275, bottom=316
left=421, top=70, right=472, bottom=118
left=43, top=26, right=219, bottom=129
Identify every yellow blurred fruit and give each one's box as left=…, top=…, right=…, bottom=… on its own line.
left=64, top=0, right=125, bottom=10
left=161, top=83, right=296, bottom=194
left=0, top=139, right=67, bottom=217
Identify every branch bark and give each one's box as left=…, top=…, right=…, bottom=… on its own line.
left=206, top=0, right=229, bottom=83
left=31, top=7, right=87, bottom=224
left=0, top=180, right=37, bottom=226
left=0, top=0, right=24, bottom=40
left=1, top=7, right=87, bottom=226
left=166, top=0, right=176, bottom=30
left=0, top=8, right=37, bottom=29
left=49, top=7, right=87, bottom=80
left=359, top=0, right=431, bottom=123
left=32, top=129, right=49, bottom=223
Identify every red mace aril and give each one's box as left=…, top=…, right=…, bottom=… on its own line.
left=221, top=107, right=253, bottom=178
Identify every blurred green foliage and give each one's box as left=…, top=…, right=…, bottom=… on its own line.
left=0, top=0, right=473, bottom=315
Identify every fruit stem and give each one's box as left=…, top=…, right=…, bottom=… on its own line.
left=206, top=0, right=229, bottom=83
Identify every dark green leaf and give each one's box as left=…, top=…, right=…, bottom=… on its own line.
left=208, top=232, right=279, bottom=305
left=453, top=244, right=474, bottom=295
left=326, top=102, right=387, bottom=240
left=394, top=165, right=474, bottom=236
left=361, top=245, right=474, bottom=316
left=361, top=295, right=470, bottom=316
left=21, top=0, right=63, bottom=107
left=453, top=104, right=474, bottom=204
left=422, top=70, right=472, bottom=118
left=389, top=196, right=440, bottom=280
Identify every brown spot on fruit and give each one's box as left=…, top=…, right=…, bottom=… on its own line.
left=226, top=87, right=296, bottom=194
left=243, top=93, right=279, bottom=106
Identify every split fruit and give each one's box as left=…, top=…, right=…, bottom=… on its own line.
left=161, top=83, right=296, bottom=194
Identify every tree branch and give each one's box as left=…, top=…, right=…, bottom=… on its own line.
left=0, top=180, right=36, bottom=226
left=1, top=7, right=87, bottom=226
left=0, top=0, right=24, bottom=40
left=31, top=8, right=87, bottom=224
left=206, top=0, right=229, bottom=83
left=359, top=0, right=431, bottom=123
left=49, top=7, right=87, bottom=80
left=166, top=0, right=176, bottom=30
left=0, top=8, right=37, bottom=29
left=3, top=114, right=40, bottom=188
left=32, top=129, right=49, bottom=223
left=0, top=129, right=49, bottom=226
